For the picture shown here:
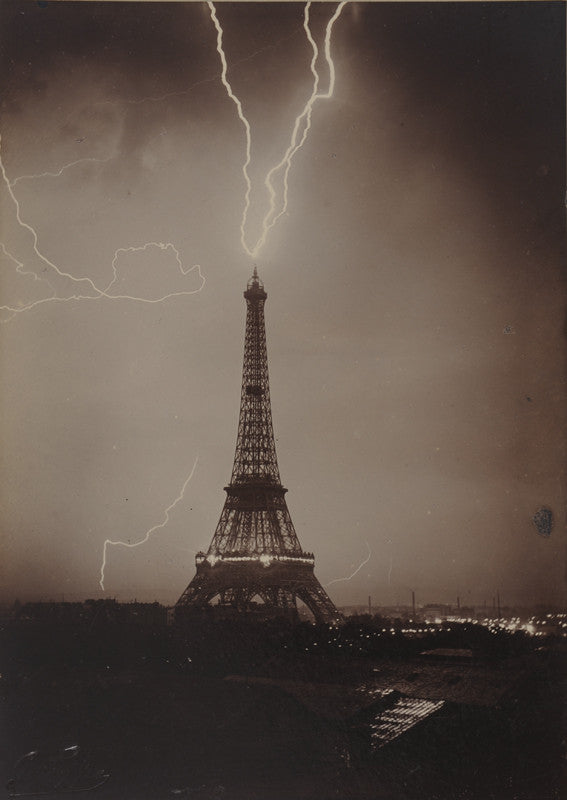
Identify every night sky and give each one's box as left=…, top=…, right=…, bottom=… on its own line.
left=1, top=1, right=565, bottom=610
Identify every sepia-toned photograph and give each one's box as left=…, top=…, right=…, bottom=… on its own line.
left=1, top=1, right=565, bottom=798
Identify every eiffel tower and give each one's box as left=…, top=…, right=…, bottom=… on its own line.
left=175, top=268, right=340, bottom=623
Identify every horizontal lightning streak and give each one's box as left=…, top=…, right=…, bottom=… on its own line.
left=0, top=137, right=205, bottom=318
left=102, top=242, right=205, bottom=301
left=325, top=541, right=372, bottom=587
left=9, top=156, right=113, bottom=187
left=99, top=457, right=199, bottom=591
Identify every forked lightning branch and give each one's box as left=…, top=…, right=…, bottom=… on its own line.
left=208, top=0, right=347, bottom=258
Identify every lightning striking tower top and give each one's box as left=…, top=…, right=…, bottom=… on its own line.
left=176, top=269, right=340, bottom=623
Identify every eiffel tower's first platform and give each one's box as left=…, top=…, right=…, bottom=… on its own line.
left=175, top=268, right=340, bottom=624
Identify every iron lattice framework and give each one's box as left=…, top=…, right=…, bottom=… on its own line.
left=176, top=268, right=340, bottom=623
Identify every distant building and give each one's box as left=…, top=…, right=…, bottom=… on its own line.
left=422, top=604, right=452, bottom=620
left=16, top=600, right=167, bottom=627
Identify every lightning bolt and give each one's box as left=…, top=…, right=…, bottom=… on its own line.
left=254, top=0, right=347, bottom=256
left=0, top=136, right=206, bottom=318
left=1, top=136, right=103, bottom=297
left=103, top=242, right=202, bottom=298
left=9, top=156, right=113, bottom=187
left=0, top=242, right=57, bottom=322
left=325, top=541, right=372, bottom=587
left=4, top=3, right=345, bottom=311
left=207, top=1, right=253, bottom=258
left=208, top=0, right=347, bottom=259
left=0, top=241, right=55, bottom=288
left=99, top=457, right=199, bottom=591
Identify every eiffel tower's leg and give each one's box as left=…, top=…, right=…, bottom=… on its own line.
left=258, top=587, right=297, bottom=612
left=296, top=578, right=342, bottom=624
left=176, top=572, right=219, bottom=608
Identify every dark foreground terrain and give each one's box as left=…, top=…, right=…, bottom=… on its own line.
left=1, top=613, right=566, bottom=800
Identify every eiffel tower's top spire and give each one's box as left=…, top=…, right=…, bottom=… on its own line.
left=246, top=264, right=265, bottom=295
left=235, top=267, right=277, bottom=484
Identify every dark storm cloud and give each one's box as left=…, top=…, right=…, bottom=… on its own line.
left=0, top=2, right=316, bottom=184
left=346, top=2, right=565, bottom=233
left=1, top=2, right=213, bottom=91
left=1, top=1, right=219, bottom=165
left=4, top=2, right=562, bottom=216
left=0, top=2, right=304, bottom=109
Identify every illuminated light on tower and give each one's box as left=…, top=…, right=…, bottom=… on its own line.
left=175, top=268, right=340, bottom=623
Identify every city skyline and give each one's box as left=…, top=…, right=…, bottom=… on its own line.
left=1, top=2, right=565, bottom=609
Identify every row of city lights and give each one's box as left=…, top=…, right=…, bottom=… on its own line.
left=438, top=614, right=567, bottom=636
left=310, top=613, right=567, bottom=640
